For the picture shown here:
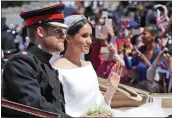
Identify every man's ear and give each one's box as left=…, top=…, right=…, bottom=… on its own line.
left=37, top=27, right=45, bottom=38
left=66, top=34, right=71, bottom=43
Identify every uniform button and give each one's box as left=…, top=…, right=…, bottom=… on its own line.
left=60, top=99, right=65, bottom=104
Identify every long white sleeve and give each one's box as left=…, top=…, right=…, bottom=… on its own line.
left=147, top=63, right=160, bottom=81
left=147, top=56, right=160, bottom=81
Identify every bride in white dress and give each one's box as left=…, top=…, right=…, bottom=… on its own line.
left=52, top=15, right=122, bottom=117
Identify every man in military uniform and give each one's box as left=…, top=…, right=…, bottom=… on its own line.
left=2, top=4, right=71, bottom=117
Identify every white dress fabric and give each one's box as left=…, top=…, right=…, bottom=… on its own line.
left=54, top=62, right=109, bottom=117
left=50, top=53, right=85, bottom=65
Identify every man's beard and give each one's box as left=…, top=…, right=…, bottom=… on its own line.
left=43, top=40, right=64, bottom=53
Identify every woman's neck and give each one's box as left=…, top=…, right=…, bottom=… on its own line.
left=146, top=42, right=155, bottom=51
left=63, top=48, right=81, bottom=66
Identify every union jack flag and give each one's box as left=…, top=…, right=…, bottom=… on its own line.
left=155, top=9, right=168, bottom=32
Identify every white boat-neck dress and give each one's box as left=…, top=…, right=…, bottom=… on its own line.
left=54, top=61, right=109, bottom=117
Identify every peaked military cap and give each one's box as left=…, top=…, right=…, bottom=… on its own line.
left=20, top=4, right=68, bottom=29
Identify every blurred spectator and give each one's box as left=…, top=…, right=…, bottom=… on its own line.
left=75, top=1, right=85, bottom=14
left=147, top=48, right=172, bottom=92
left=120, top=34, right=133, bottom=57
left=124, top=25, right=161, bottom=82
left=91, top=15, right=116, bottom=71
left=97, top=43, right=125, bottom=79
left=1, top=17, right=16, bottom=50
left=112, top=1, right=128, bottom=31
left=63, top=5, right=80, bottom=17
left=1, top=17, right=9, bottom=31
left=146, top=8, right=157, bottom=26
left=1, top=17, right=18, bottom=69
left=147, top=14, right=172, bottom=93
left=85, top=2, right=94, bottom=18
left=93, top=19, right=125, bottom=78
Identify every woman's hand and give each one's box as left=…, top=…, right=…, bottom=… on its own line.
left=134, top=45, right=151, bottom=67
left=98, top=33, right=108, bottom=41
left=107, top=62, right=122, bottom=89
left=104, top=62, right=122, bottom=105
